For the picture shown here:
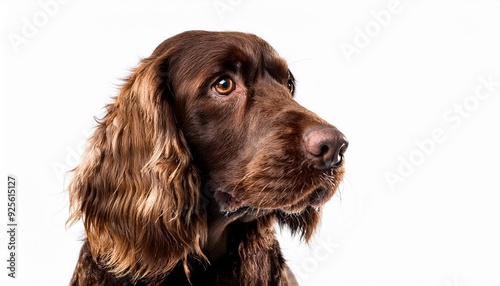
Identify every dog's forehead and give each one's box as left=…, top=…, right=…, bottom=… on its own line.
left=196, top=32, right=287, bottom=71
left=219, top=42, right=288, bottom=78
left=158, top=31, right=288, bottom=73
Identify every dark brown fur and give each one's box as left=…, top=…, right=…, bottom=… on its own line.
left=68, top=30, right=346, bottom=285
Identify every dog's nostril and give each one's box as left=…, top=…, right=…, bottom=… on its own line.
left=319, top=145, right=330, bottom=156
left=303, top=127, right=348, bottom=169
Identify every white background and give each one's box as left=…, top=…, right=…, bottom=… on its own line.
left=1, top=0, right=500, bottom=285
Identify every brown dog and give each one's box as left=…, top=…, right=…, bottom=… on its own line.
left=68, top=30, right=347, bottom=286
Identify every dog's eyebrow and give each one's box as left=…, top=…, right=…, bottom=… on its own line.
left=258, top=56, right=288, bottom=84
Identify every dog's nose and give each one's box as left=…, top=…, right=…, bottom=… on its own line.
left=303, top=127, right=348, bottom=169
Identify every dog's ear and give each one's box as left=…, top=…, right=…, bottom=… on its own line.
left=68, top=49, right=207, bottom=281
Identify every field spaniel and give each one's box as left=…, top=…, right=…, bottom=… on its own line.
left=68, top=30, right=348, bottom=286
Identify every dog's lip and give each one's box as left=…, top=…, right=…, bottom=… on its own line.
left=280, top=187, right=327, bottom=214
left=214, top=189, right=245, bottom=213
left=308, top=186, right=329, bottom=207
left=282, top=171, right=336, bottom=213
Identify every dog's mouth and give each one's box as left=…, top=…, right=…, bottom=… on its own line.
left=280, top=183, right=337, bottom=214
left=213, top=167, right=342, bottom=215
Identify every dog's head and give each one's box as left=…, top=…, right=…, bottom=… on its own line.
left=68, top=30, right=347, bottom=281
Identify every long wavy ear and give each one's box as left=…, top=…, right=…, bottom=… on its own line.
left=68, top=51, right=207, bottom=281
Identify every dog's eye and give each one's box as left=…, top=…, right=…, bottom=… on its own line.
left=287, top=79, right=295, bottom=94
left=214, top=78, right=235, bottom=96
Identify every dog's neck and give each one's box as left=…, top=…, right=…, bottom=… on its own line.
left=204, top=200, right=243, bottom=260
left=204, top=196, right=276, bottom=261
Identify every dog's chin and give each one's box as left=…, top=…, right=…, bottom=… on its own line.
left=213, top=181, right=337, bottom=216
